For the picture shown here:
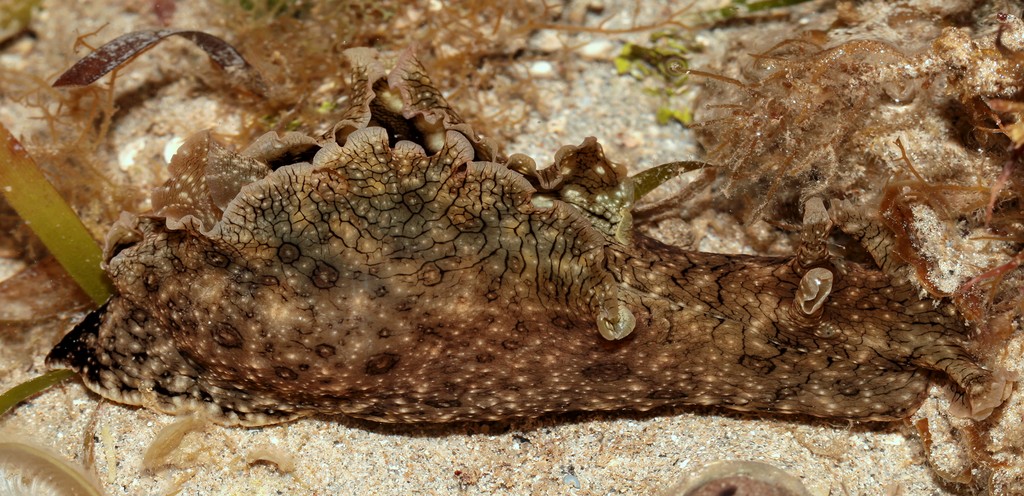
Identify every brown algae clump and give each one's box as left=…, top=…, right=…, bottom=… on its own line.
left=693, top=37, right=927, bottom=222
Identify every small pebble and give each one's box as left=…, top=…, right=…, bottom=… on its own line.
left=562, top=472, right=581, bottom=489
left=528, top=61, right=555, bottom=78
left=531, top=30, right=563, bottom=53
left=579, top=39, right=614, bottom=60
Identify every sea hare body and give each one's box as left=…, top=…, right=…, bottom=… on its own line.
left=48, top=49, right=1010, bottom=426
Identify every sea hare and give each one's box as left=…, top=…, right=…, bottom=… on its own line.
left=48, top=48, right=1011, bottom=426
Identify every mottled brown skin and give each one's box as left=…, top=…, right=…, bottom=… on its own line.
left=48, top=49, right=1010, bottom=426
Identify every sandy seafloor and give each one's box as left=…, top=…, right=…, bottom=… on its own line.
left=1, top=1, right=1022, bottom=495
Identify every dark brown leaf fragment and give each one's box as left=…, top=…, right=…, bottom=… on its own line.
left=53, top=29, right=266, bottom=96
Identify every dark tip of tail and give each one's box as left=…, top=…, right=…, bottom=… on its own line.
left=47, top=301, right=109, bottom=375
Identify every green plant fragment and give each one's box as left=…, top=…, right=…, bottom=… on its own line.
left=317, top=100, right=337, bottom=113
left=614, top=32, right=697, bottom=127
left=701, top=0, right=816, bottom=23
left=0, top=123, right=112, bottom=305
left=627, top=160, right=711, bottom=203
left=614, top=40, right=690, bottom=86
left=613, top=57, right=632, bottom=75
left=0, top=0, right=41, bottom=42
left=656, top=106, right=692, bottom=126
left=0, top=368, right=75, bottom=419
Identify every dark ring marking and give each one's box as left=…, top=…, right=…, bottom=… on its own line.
left=213, top=323, right=244, bottom=348
left=312, top=262, right=340, bottom=289
left=206, top=251, right=230, bottom=268
left=315, top=344, right=336, bottom=358
left=275, top=366, right=298, bottom=380
left=365, top=353, right=401, bottom=375
left=278, top=243, right=301, bottom=264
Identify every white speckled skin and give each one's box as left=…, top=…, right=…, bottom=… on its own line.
left=47, top=49, right=1009, bottom=426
